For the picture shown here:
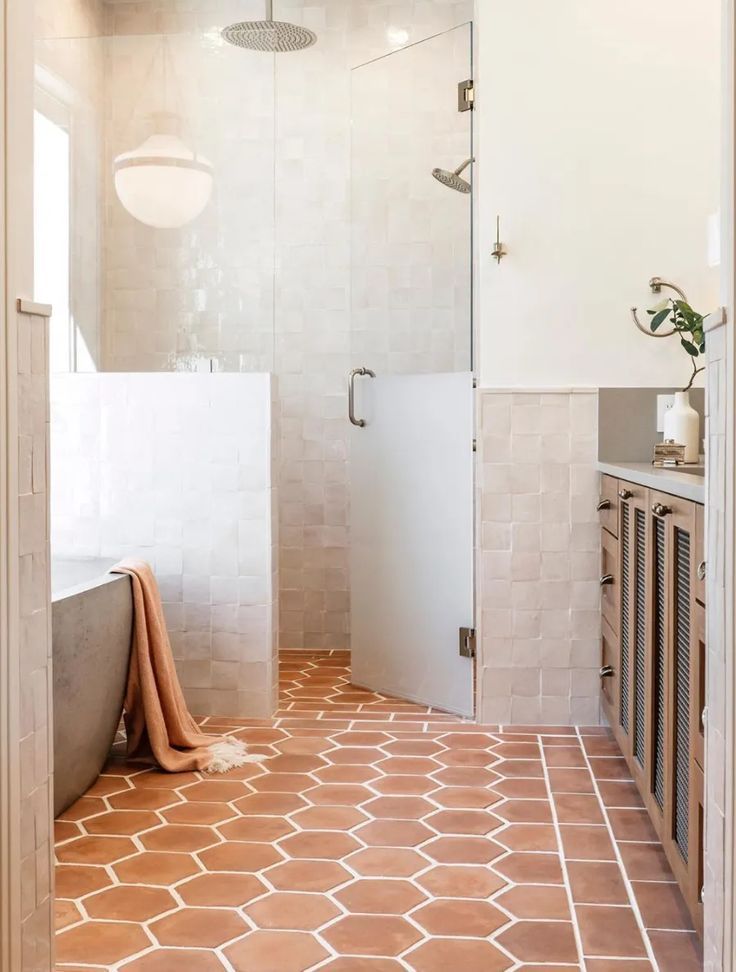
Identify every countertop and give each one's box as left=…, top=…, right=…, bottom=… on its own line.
left=597, top=461, right=705, bottom=504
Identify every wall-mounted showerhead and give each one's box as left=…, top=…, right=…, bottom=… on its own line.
left=432, top=158, right=474, bottom=194
left=222, top=0, right=317, bottom=52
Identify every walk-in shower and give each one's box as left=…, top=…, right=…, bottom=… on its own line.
left=432, top=157, right=473, bottom=193
left=222, top=0, right=317, bottom=52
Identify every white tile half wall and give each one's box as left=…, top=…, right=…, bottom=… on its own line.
left=50, top=373, right=279, bottom=718
left=477, top=389, right=601, bottom=726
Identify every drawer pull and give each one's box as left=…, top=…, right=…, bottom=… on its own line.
left=697, top=561, right=706, bottom=581
left=618, top=488, right=633, bottom=500
left=600, top=665, right=615, bottom=678
left=596, top=499, right=612, bottom=512
left=600, top=574, right=614, bottom=587
left=652, top=502, right=672, bottom=518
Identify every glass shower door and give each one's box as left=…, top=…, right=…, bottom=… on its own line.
left=350, top=24, right=474, bottom=717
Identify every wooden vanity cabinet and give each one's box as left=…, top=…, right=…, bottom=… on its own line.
left=598, top=476, right=705, bottom=934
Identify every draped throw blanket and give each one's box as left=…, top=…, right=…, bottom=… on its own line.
left=113, top=559, right=265, bottom=773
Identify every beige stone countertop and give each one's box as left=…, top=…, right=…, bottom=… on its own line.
left=597, top=460, right=705, bottom=505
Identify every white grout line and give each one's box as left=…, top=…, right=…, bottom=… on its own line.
left=538, top=734, right=587, bottom=971
left=575, top=726, right=660, bottom=972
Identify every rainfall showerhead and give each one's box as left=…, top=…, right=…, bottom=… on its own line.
left=432, top=158, right=474, bottom=194
left=222, top=0, right=317, bottom=52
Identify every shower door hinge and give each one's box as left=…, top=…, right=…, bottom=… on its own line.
left=458, top=79, right=474, bottom=112
left=459, top=627, right=476, bottom=658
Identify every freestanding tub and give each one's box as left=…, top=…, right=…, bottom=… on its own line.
left=52, top=558, right=133, bottom=816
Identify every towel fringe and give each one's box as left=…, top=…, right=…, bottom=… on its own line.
left=206, top=737, right=268, bottom=773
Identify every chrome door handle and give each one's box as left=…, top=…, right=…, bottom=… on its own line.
left=600, top=665, right=615, bottom=678
left=600, top=574, right=614, bottom=587
left=697, top=561, right=706, bottom=581
left=596, top=499, right=611, bottom=512
left=349, top=367, right=376, bottom=427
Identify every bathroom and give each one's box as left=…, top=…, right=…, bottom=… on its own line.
left=0, top=0, right=732, bottom=969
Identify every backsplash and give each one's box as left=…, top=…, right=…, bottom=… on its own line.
left=477, top=389, right=601, bottom=725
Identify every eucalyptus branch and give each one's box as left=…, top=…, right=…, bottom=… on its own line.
left=646, top=297, right=707, bottom=391
left=684, top=361, right=705, bottom=393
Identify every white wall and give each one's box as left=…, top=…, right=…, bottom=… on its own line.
left=476, top=0, right=721, bottom=389
left=51, top=373, right=279, bottom=718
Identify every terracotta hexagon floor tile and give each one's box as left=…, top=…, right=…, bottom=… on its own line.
left=422, top=835, right=504, bottom=864
left=493, top=851, right=564, bottom=885
left=319, top=960, right=404, bottom=971
left=56, top=922, right=152, bottom=966
left=425, top=809, right=501, bottom=835
left=224, top=930, right=329, bottom=972
left=291, top=806, right=368, bottom=830
left=120, top=949, right=227, bottom=971
left=355, top=819, right=433, bottom=847
left=54, top=820, right=82, bottom=843
left=132, top=770, right=199, bottom=790
left=264, top=754, right=327, bottom=773
left=496, top=823, right=558, bottom=852
left=493, top=779, right=548, bottom=799
left=492, top=759, right=545, bottom=779
left=431, top=766, right=499, bottom=787
left=84, top=776, right=131, bottom=798
left=160, top=807, right=231, bottom=834
left=495, top=884, right=571, bottom=920
left=435, top=749, right=493, bottom=768
left=347, top=847, right=427, bottom=877
left=83, top=810, right=160, bottom=837
left=178, top=872, right=267, bottom=907
left=84, top=886, right=177, bottom=921
left=377, top=757, right=440, bottom=775
left=553, top=793, right=605, bottom=825
left=497, top=919, right=579, bottom=963
left=56, top=835, right=137, bottom=865
left=181, top=780, right=249, bottom=802
left=430, top=786, right=502, bottom=809
left=218, top=816, right=295, bottom=842
left=245, top=891, right=340, bottom=930
left=406, top=938, right=512, bottom=972
left=150, top=907, right=248, bottom=948
left=249, top=773, right=316, bottom=793
left=417, top=864, right=506, bottom=898
left=108, top=788, right=183, bottom=811
left=55, top=899, right=82, bottom=931
left=113, top=851, right=201, bottom=886
left=140, top=824, right=219, bottom=853
left=58, top=796, right=107, bottom=822
left=335, top=878, right=426, bottom=914
left=313, top=764, right=381, bottom=784
left=494, top=799, right=553, bottom=824
left=413, top=898, right=507, bottom=936
left=279, top=831, right=361, bottom=860
left=265, top=859, right=351, bottom=891
left=559, top=824, right=616, bottom=861
left=362, top=796, right=434, bottom=819
left=321, top=915, right=422, bottom=957
left=327, top=747, right=384, bottom=765
left=199, top=841, right=284, bottom=872
left=55, top=864, right=113, bottom=898
left=371, top=775, right=436, bottom=795
left=307, top=784, right=374, bottom=806
left=233, top=792, right=308, bottom=815
left=332, top=732, right=392, bottom=747
left=274, top=736, right=334, bottom=755
left=440, top=733, right=496, bottom=750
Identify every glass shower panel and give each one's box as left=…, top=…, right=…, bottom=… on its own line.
left=34, top=30, right=276, bottom=373
left=350, top=24, right=473, bottom=375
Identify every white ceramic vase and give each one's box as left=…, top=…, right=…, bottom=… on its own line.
left=663, top=390, right=700, bottom=462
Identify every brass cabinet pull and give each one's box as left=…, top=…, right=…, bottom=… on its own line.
left=651, top=502, right=672, bottom=518
left=600, top=665, right=615, bottom=678
left=596, top=499, right=612, bottom=512
left=697, top=561, right=706, bottom=581
left=618, top=488, right=633, bottom=500
left=600, top=574, right=614, bottom=587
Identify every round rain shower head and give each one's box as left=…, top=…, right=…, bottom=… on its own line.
left=432, top=157, right=474, bottom=194
left=222, top=1, right=316, bottom=52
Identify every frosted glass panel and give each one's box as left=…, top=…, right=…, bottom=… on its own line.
left=350, top=373, right=474, bottom=716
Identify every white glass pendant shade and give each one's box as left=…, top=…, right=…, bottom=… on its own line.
left=114, top=133, right=213, bottom=230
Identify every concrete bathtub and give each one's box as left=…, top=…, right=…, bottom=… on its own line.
left=52, top=558, right=133, bottom=816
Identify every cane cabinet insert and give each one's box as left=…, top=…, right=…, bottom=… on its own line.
left=598, top=475, right=704, bottom=934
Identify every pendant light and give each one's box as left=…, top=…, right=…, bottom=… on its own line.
left=113, top=39, right=213, bottom=230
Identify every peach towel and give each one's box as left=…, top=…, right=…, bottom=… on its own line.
left=113, top=559, right=264, bottom=774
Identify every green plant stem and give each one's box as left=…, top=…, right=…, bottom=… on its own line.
left=683, top=359, right=705, bottom=392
